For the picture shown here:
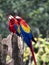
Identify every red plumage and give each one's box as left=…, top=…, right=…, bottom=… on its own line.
left=15, top=16, right=37, bottom=65
left=30, top=41, right=37, bottom=65
left=8, top=16, right=18, bottom=33
left=8, top=21, right=16, bottom=33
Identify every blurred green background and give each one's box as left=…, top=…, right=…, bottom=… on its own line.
left=0, top=0, right=49, bottom=65
left=0, top=0, right=49, bottom=38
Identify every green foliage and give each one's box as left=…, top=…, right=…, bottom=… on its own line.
left=0, top=0, right=49, bottom=38
left=35, top=38, right=49, bottom=65
left=23, top=37, right=49, bottom=65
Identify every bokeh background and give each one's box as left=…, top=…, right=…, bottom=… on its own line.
left=0, top=0, right=49, bottom=65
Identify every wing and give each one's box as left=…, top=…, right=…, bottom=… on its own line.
left=20, top=20, right=36, bottom=43
left=14, top=24, right=21, bottom=36
left=20, top=20, right=31, bottom=33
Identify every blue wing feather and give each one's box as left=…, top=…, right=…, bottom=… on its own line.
left=20, top=25, right=33, bottom=47
left=14, top=24, right=20, bottom=36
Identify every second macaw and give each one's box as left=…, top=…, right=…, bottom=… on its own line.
left=14, top=16, right=37, bottom=65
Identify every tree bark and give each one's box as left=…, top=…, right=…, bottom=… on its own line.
left=11, top=33, right=23, bottom=65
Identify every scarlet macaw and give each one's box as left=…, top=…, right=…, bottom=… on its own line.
left=14, top=16, right=37, bottom=65
left=8, top=15, right=20, bottom=36
left=8, top=15, right=37, bottom=65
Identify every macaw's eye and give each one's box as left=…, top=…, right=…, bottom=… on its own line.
left=17, top=19, right=20, bottom=21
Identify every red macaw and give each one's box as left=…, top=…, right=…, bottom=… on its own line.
left=14, top=16, right=37, bottom=65
left=8, top=15, right=20, bottom=36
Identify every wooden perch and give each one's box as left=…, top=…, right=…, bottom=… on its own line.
left=11, top=33, right=24, bottom=65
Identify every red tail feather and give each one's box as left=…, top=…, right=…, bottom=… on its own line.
left=30, top=41, right=37, bottom=65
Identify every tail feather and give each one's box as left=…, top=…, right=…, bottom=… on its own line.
left=32, top=36, right=37, bottom=43
left=30, top=41, right=37, bottom=65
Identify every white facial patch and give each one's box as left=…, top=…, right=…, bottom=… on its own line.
left=15, top=16, right=21, bottom=19
left=9, top=15, right=14, bottom=20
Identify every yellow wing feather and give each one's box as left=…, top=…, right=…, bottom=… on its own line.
left=21, top=24, right=31, bottom=33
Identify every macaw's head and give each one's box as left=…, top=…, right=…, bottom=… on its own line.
left=8, top=15, right=15, bottom=24
left=15, top=16, right=22, bottom=25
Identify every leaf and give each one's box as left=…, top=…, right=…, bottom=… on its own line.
left=41, top=53, right=49, bottom=62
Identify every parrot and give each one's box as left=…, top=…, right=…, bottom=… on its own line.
left=8, top=15, right=20, bottom=36
left=14, top=16, right=37, bottom=65
left=8, top=15, right=37, bottom=65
